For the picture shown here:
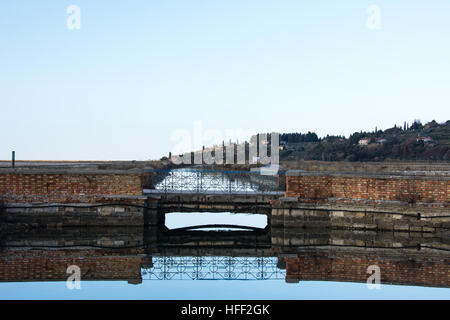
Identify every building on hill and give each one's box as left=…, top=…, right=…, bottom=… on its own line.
left=417, top=136, right=433, bottom=143
left=358, top=138, right=372, bottom=146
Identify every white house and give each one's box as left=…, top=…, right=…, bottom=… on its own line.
left=358, top=138, right=371, bottom=145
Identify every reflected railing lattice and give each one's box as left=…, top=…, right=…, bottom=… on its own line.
left=143, top=169, right=285, bottom=195
left=141, top=256, right=285, bottom=280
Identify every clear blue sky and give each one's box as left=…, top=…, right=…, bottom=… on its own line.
left=1, top=1, right=449, bottom=160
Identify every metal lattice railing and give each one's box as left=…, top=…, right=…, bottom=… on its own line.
left=142, top=169, right=285, bottom=195
left=141, top=256, right=285, bottom=280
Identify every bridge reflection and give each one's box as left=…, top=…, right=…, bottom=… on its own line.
left=142, top=256, right=285, bottom=281
left=143, top=168, right=285, bottom=195
left=0, top=225, right=448, bottom=287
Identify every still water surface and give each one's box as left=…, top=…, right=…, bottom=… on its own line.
left=2, top=278, right=450, bottom=300
left=1, top=212, right=449, bottom=300
left=1, top=170, right=449, bottom=300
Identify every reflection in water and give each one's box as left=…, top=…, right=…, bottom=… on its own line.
left=0, top=219, right=449, bottom=299
left=142, top=256, right=285, bottom=280
left=146, top=168, right=283, bottom=194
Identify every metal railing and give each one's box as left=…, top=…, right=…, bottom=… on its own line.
left=142, top=169, right=285, bottom=195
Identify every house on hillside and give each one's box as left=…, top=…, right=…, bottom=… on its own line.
left=376, top=138, right=388, bottom=144
left=358, top=138, right=372, bottom=146
left=417, top=136, right=433, bottom=143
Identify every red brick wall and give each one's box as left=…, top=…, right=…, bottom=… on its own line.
left=285, top=252, right=450, bottom=287
left=0, top=172, right=143, bottom=203
left=0, top=249, right=145, bottom=282
left=1, top=249, right=447, bottom=287
left=286, top=174, right=449, bottom=204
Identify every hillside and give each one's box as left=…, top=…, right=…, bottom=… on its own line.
left=279, top=120, right=450, bottom=162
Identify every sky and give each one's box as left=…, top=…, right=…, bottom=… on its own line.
left=165, top=212, right=268, bottom=229
left=0, top=0, right=449, bottom=160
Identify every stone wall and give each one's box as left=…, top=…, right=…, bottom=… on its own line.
left=271, top=202, right=450, bottom=232
left=1, top=203, right=147, bottom=227
left=286, top=171, right=450, bottom=205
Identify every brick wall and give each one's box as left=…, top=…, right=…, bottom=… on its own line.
left=285, top=252, right=450, bottom=287
left=0, top=170, right=143, bottom=203
left=286, top=172, right=450, bottom=204
left=1, top=249, right=447, bottom=287
left=0, top=249, right=146, bottom=282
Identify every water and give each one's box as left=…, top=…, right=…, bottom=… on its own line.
left=1, top=169, right=448, bottom=300
left=145, top=168, right=283, bottom=194
left=2, top=278, right=450, bottom=300
left=0, top=220, right=449, bottom=300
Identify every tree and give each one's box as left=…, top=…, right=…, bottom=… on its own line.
left=410, top=119, right=423, bottom=130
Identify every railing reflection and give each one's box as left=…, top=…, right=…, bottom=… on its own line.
left=141, top=256, right=285, bottom=280
left=143, top=169, right=285, bottom=195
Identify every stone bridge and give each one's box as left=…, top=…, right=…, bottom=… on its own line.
left=0, top=166, right=449, bottom=233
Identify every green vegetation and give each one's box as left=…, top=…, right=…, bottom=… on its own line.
left=278, top=120, right=450, bottom=162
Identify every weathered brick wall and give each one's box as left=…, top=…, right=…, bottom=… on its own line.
left=0, top=170, right=143, bottom=203
left=0, top=248, right=447, bottom=287
left=286, top=172, right=450, bottom=204
left=0, top=249, right=146, bottom=282
left=285, top=252, right=450, bottom=287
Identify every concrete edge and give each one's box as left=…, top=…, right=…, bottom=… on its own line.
left=286, top=169, right=450, bottom=180
left=0, top=168, right=144, bottom=175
